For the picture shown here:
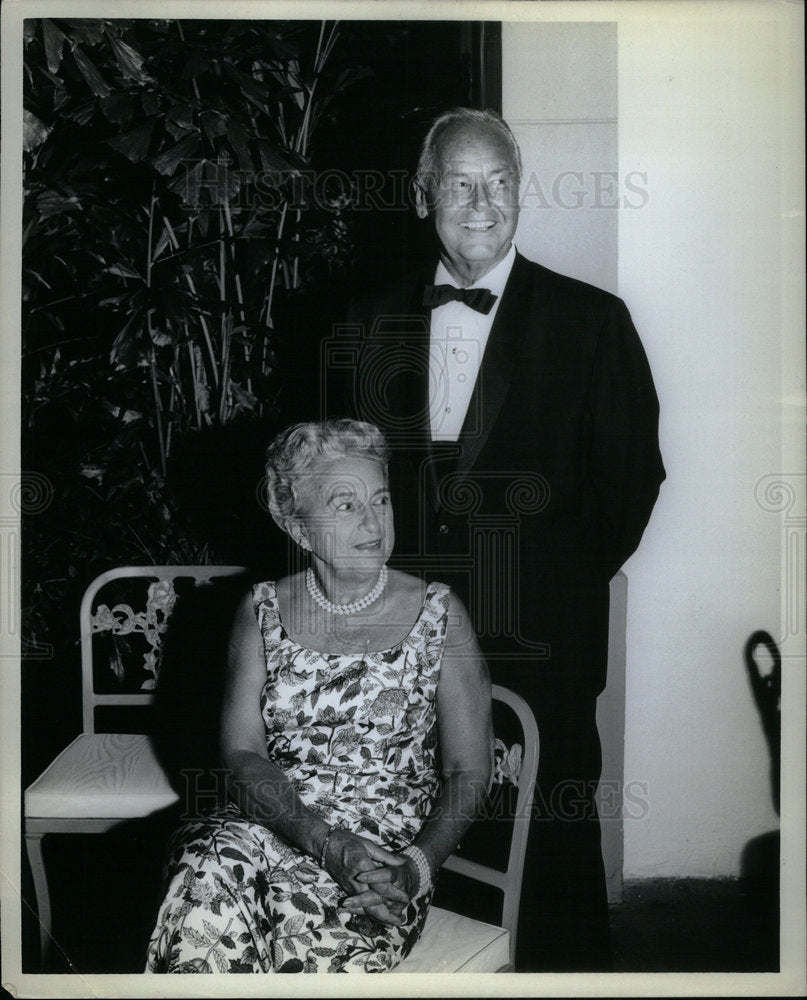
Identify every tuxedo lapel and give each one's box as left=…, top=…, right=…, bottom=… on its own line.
left=404, top=277, right=457, bottom=511
left=454, top=253, right=534, bottom=476
left=392, top=254, right=538, bottom=508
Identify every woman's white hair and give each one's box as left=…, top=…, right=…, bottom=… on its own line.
left=265, top=418, right=390, bottom=534
left=414, top=107, right=522, bottom=203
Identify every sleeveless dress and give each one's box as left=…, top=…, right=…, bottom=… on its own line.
left=145, top=580, right=450, bottom=973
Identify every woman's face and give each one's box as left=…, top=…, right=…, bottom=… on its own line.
left=292, top=455, right=394, bottom=574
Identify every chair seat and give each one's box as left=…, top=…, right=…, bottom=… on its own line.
left=25, top=733, right=179, bottom=820
left=393, top=906, right=510, bottom=973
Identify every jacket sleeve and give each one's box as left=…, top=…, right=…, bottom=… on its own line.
left=578, top=296, right=665, bottom=579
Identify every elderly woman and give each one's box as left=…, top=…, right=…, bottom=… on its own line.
left=145, top=418, right=492, bottom=973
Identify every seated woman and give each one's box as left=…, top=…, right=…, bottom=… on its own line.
left=145, top=418, right=493, bottom=973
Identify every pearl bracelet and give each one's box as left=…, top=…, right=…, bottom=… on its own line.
left=402, top=844, right=433, bottom=897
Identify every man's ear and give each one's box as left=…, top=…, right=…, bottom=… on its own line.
left=413, top=180, right=430, bottom=220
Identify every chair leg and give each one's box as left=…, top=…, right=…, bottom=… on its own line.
left=24, top=832, right=51, bottom=968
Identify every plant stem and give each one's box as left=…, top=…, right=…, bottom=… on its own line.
left=217, top=211, right=230, bottom=422
left=260, top=199, right=288, bottom=375
left=146, top=189, right=167, bottom=479
left=128, top=523, right=155, bottom=563
left=149, top=345, right=167, bottom=480
left=219, top=312, right=232, bottom=423
left=222, top=200, right=246, bottom=325
left=162, top=214, right=219, bottom=392
left=187, top=335, right=201, bottom=428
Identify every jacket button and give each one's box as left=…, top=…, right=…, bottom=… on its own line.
left=439, top=524, right=450, bottom=534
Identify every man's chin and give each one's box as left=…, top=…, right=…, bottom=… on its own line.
left=454, top=246, right=509, bottom=273
left=458, top=238, right=510, bottom=259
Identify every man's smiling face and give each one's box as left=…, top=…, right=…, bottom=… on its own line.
left=417, top=122, right=520, bottom=286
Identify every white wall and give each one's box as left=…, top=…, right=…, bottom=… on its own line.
left=504, top=22, right=619, bottom=293
left=503, top=4, right=804, bottom=879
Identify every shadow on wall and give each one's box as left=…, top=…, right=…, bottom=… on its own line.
left=150, top=572, right=252, bottom=799
left=166, top=416, right=290, bottom=572
left=154, top=417, right=296, bottom=798
left=739, top=629, right=781, bottom=970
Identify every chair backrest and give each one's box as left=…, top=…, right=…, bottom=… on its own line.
left=442, top=683, right=539, bottom=970
left=80, top=566, right=247, bottom=733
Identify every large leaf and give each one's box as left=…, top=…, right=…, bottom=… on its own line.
left=180, top=47, right=213, bottom=82
left=100, top=93, right=135, bottom=125
left=72, top=45, right=112, bottom=98
left=228, top=380, right=259, bottom=413
left=334, top=65, right=374, bottom=92
left=108, top=120, right=154, bottom=162
left=60, top=19, right=107, bottom=46
left=149, top=325, right=173, bottom=347
left=35, top=189, right=80, bottom=219
left=165, top=103, right=195, bottom=141
left=23, top=110, right=51, bottom=153
left=255, top=139, right=300, bottom=175
left=109, top=314, right=149, bottom=370
left=151, top=133, right=202, bottom=177
left=63, top=100, right=96, bottom=126
left=224, top=119, right=253, bottom=172
left=141, top=92, right=160, bottom=117
left=199, top=110, right=228, bottom=142
left=169, top=158, right=241, bottom=207
left=41, top=19, right=66, bottom=74
left=106, top=32, right=151, bottom=84
left=105, top=261, right=142, bottom=280
left=222, top=63, right=271, bottom=113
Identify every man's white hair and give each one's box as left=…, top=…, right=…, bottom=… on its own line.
left=414, top=107, right=523, bottom=202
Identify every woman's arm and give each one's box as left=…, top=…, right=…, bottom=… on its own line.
left=221, top=591, right=407, bottom=920
left=349, top=591, right=493, bottom=907
left=220, top=592, right=328, bottom=856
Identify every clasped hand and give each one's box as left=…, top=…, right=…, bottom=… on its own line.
left=323, top=828, right=417, bottom=926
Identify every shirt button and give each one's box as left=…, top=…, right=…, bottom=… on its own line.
left=445, top=406, right=451, bottom=413
left=439, top=524, right=450, bottom=534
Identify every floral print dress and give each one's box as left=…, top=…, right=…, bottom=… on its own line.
left=145, top=580, right=449, bottom=973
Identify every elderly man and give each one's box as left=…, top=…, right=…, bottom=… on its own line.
left=340, top=107, right=665, bottom=971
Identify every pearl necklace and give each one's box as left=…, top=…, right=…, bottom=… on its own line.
left=305, top=566, right=388, bottom=616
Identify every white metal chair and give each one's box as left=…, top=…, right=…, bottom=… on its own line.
left=25, top=567, right=538, bottom=974
left=23, top=565, right=247, bottom=964
left=395, top=684, right=539, bottom=973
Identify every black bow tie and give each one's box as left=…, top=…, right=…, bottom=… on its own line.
left=422, top=283, right=498, bottom=315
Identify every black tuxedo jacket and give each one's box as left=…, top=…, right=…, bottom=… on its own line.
left=341, top=252, right=665, bottom=697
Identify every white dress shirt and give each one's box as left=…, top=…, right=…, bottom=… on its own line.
left=428, top=244, right=517, bottom=441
